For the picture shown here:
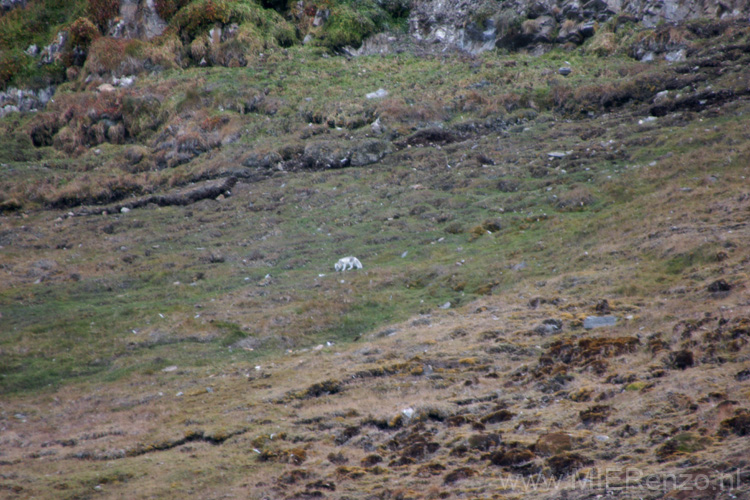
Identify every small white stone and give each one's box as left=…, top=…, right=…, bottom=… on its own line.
left=366, top=88, right=388, bottom=99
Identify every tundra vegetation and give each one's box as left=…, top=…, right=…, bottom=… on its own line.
left=0, top=1, right=749, bottom=499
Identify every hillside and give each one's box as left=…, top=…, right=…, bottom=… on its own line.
left=1, top=1, right=750, bottom=499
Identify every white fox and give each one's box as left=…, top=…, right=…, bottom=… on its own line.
left=335, top=256, right=363, bottom=272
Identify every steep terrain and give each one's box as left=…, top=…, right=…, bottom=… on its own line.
left=1, top=1, right=750, bottom=499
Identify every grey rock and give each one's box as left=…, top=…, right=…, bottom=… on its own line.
left=558, top=66, right=572, bottom=76
left=300, top=139, right=391, bottom=169
left=653, top=90, right=669, bottom=104
left=0, top=87, right=55, bottom=116
left=113, top=76, right=136, bottom=87
left=583, top=315, right=617, bottom=329
left=312, top=8, right=330, bottom=27
left=350, top=139, right=392, bottom=167
left=371, top=117, right=385, bottom=134
left=530, top=15, right=556, bottom=44
left=25, top=44, right=38, bottom=56
left=512, top=261, right=528, bottom=271
left=40, top=32, right=67, bottom=65
left=548, top=151, right=571, bottom=158
left=1, top=0, right=26, bottom=12
left=0, top=105, right=19, bottom=118
left=578, top=21, right=596, bottom=38
left=534, top=321, right=561, bottom=335
left=108, top=0, right=167, bottom=40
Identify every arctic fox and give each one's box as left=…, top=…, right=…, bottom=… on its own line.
left=335, top=256, right=363, bottom=272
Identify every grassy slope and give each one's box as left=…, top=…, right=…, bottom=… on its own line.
left=1, top=17, right=750, bottom=500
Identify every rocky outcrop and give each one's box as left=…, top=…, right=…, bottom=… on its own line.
left=0, top=86, right=55, bottom=119
left=108, top=0, right=167, bottom=40
left=407, top=0, right=750, bottom=55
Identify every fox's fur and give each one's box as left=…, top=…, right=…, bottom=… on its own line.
left=335, top=256, right=362, bottom=272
